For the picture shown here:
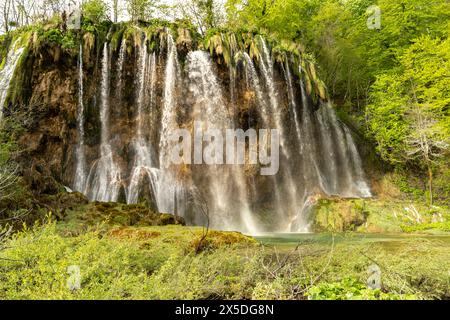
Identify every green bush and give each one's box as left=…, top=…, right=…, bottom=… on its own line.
left=307, top=278, right=417, bottom=300
left=82, top=0, right=109, bottom=25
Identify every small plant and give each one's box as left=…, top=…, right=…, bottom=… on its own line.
left=307, top=278, right=417, bottom=300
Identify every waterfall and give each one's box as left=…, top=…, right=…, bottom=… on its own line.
left=258, top=37, right=289, bottom=157
left=342, top=125, right=372, bottom=197
left=257, top=39, right=301, bottom=230
left=299, top=78, right=329, bottom=192
left=126, top=38, right=161, bottom=206
left=148, top=52, right=157, bottom=118
left=121, top=33, right=187, bottom=216
left=145, top=33, right=187, bottom=215
left=159, top=34, right=180, bottom=167
left=68, top=35, right=371, bottom=234
left=0, top=39, right=24, bottom=120
left=187, top=50, right=259, bottom=233
left=115, top=39, right=127, bottom=99
left=315, top=103, right=340, bottom=194
left=73, top=44, right=87, bottom=192
left=240, top=52, right=284, bottom=228
left=284, top=60, right=302, bottom=146
left=85, top=43, right=122, bottom=202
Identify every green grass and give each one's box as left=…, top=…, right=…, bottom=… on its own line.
left=0, top=215, right=449, bottom=300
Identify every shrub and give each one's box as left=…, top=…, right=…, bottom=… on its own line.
left=307, top=278, right=417, bottom=300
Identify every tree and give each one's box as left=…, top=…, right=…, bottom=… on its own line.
left=1, top=0, right=13, bottom=33
left=112, top=0, right=118, bottom=22
left=176, top=0, right=225, bottom=35
left=126, top=0, right=157, bottom=22
left=367, top=36, right=450, bottom=205
left=405, top=100, right=447, bottom=206
left=82, top=0, right=109, bottom=24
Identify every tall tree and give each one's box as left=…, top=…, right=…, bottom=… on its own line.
left=367, top=36, right=450, bottom=205
left=176, top=0, right=225, bottom=35
left=126, top=0, right=157, bottom=22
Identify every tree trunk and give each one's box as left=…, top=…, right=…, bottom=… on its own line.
left=427, top=163, right=433, bottom=207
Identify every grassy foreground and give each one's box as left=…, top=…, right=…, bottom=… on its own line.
left=0, top=206, right=449, bottom=300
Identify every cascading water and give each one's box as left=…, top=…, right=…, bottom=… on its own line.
left=127, top=38, right=157, bottom=204
left=115, top=39, right=127, bottom=100
left=71, top=34, right=371, bottom=234
left=73, top=44, right=87, bottom=193
left=85, top=43, right=122, bottom=202
left=159, top=33, right=180, bottom=167
left=284, top=60, right=302, bottom=147
left=258, top=38, right=301, bottom=224
left=240, top=52, right=285, bottom=228
left=124, top=32, right=187, bottom=216
left=187, top=50, right=259, bottom=233
left=148, top=32, right=188, bottom=216
left=0, top=39, right=24, bottom=120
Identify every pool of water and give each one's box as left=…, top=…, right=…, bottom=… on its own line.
left=254, top=232, right=450, bottom=249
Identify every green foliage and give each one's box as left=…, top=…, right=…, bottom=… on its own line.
left=367, top=36, right=450, bottom=167
left=401, top=221, right=450, bottom=233
left=82, top=0, right=110, bottom=25
left=126, top=0, right=158, bottom=22
left=312, top=196, right=450, bottom=234
left=307, top=278, right=417, bottom=300
left=226, top=0, right=450, bottom=103
left=1, top=217, right=448, bottom=300
left=0, top=126, right=15, bottom=168
left=0, top=221, right=154, bottom=299
left=39, top=28, right=77, bottom=50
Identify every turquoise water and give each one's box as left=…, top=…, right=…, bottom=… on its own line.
left=254, top=233, right=450, bottom=249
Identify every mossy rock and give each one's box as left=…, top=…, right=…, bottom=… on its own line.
left=106, top=225, right=257, bottom=253
left=312, top=198, right=368, bottom=232
left=190, top=230, right=257, bottom=253
left=58, top=202, right=185, bottom=235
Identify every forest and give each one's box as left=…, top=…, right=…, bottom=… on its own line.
left=0, top=0, right=449, bottom=301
